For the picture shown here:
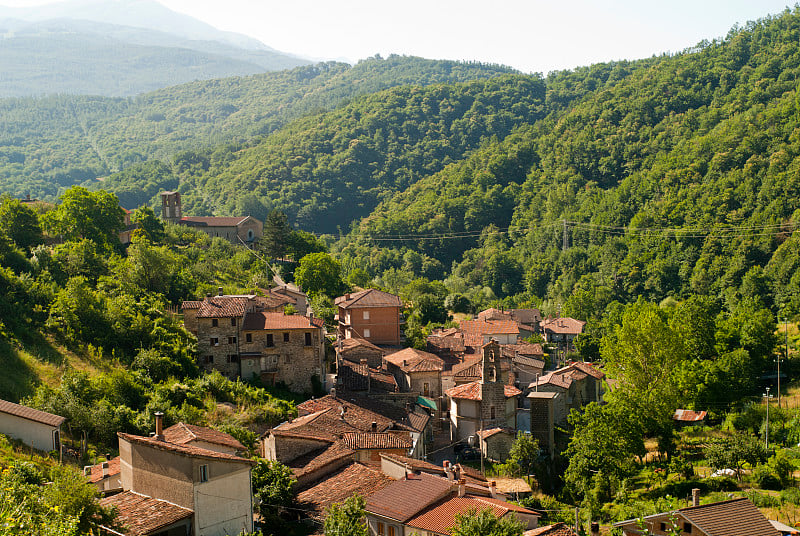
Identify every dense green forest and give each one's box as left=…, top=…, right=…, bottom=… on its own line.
left=335, top=8, right=800, bottom=319
left=0, top=56, right=517, bottom=202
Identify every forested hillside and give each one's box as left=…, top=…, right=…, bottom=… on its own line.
left=0, top=56, right=518, bottom=201
left=335, top=8, right=800, bottom=318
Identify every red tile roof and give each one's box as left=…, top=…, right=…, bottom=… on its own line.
left=181, top=301, right=202, bottom=310
left=477, top=308, right=511, bottom=321
left=241, top=311, right=324, bottom=330
left=337, top=360, right=397, bottom=393
left=445, top=381, right=521, bottom=401
left=335, top=289, right=403, bottom=308
left=87, top=456, right=121, bottom=483
left=385, top=348, right=444, bottom=373
left=99, top=491, right=193, bottom=536
left=541, top=316, right=586, bottom=335
left=476, top=427, right=513, bottom=440
left=459, top=319, right=520, bottom=349
left=293, top=441, right=355, bottom=479
left=502, top=341, right=544, bottom=358
left=406, top=494, right=538, bottom=535
left=193, top=295, right=253, bottom=318
left=337, top=337, right=384, bottom=354
left=0, top=399, right=65, bottom=427
left=341, top=432, right=412, bottom=450
left=296, top=462, right=393, bottom=518
left=162, top=423, right=244, bottom=451
left=296, top=396, right=398, bottom=432
left=673, top=409, right=708, bottom=422
left=117, top=433, right=255, bottom=465
left=568, top=361, right=604, bottom=379
left=366, top=472, right=455, bottom=522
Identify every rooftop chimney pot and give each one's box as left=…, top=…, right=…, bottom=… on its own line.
left=458, top=478, right=466, bottom=497
left=154, top=411, right=164, bottom=441
left=692, top=488, right=700, bottom=507
left=218, top=287, right=224, bottom=296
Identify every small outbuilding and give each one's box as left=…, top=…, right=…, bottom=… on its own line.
left=0, top=399, right=65, bottom=456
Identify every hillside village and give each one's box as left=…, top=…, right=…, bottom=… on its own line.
left=7, top=6, right=800, bottom=536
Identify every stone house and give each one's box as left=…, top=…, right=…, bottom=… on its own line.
left=336, top=289, right=404, bottom=346
left=336, top=336, right=385, bottom=368
left=614, top=496, right=778, bottom=536
left=476, top=428, right=516, bottom=462
left=160, top=191, right=263, bottom=246
left=238, top=311, right=325, bottom=392
left=384, top=348, right=445, bottom=401
left=100, top=415, right=255, bottom=536
left=540, top=316, right=586, bottom=358
left=459, top=318, right=520, bottom=353
left=426, top=327, right=466, bottom=366
left=365, top=472, right=539, bottom=536
left=182, top=291, right=325, bottom=392
left=445, top=341, right=521, bottom=442
left=336, top=358, right=398, bottom=394
left=525, top=391, right=558, bottom=455
left=527, top=362, right=604, bottom=425
left=0, top=399, right=65, bottom=456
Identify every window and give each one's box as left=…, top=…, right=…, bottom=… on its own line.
left=284, top=355, right=291, bottom=364
left=199, top=464, right=209, bottom=483
left=490, top=405, right=496, bottom=420
left=268, top=355, right=278, bottom=365
left=660, top=523, right=666, bottom=531
left=210, top=338, right=219, bottom=346
left=52, top=430, right=60, bottom=452
left=205, top=355, right=214, bottom=364
left=283, top=332, right=290, bottom=342
left=388, top=526, right=395, bottom=536
left=211, top=319, right=218, bottom=327
left=363, top=310, right=370, bottom=320
left=423, top=382, right=430, bottom=397
left=231, top=318, right=237, bottom=326
left=227, top=354, right=239, bottom=363
left=228, top=336, right=237, bottom=345
left=247, top=229, right=254, bottom=240
left=363, top=329, right=371, bottom=338
left=305, top=332, right=312, bottom=346
left=266, top=334, right=274, bottom=347
left=683, top=523, right=691, bottom=534
left=246, top=333, right=252, bottom=343
left=377, top=522, right=384, bottom=535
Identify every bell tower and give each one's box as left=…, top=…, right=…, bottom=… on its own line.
left=160, top=191, right=182, bottom=222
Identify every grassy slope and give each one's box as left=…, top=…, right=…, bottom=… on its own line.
left=0, top=335, right=117, bottom=402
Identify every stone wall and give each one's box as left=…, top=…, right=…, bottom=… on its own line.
left=196, top=316, right=241, bottom=378
left=263, top=434, right=329, bottom=464
left=340, top=346, right=384, bottom=368
left=239, top=327, right=324, bottom=393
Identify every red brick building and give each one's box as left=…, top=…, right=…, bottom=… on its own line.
left=335, top=289, right=403, bottom=346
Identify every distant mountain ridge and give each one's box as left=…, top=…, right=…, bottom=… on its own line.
left=0, top=0, right=310, bottom=96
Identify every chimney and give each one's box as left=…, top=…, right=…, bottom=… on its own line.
left=371, top=421, right=377, bottom=433
left=154, top=411, right=164, bottom=441
left=218, top=287, right=224, bottom=296
left=83, top=466, right=92, bottom=477
left=330, top=387, right=337, bottom=398
left=444, top=460, right=454, bottom=481
left=591, top=522, right=600, bottom=536
left=345, top=293, right=351, bottom=300
left=489, top=480, right=497, bottom=498
left=101, top=461, right=109, bottom=478
left=691, top=488, right=700, bottom=507
left=458, top=478, right=466, bottom=497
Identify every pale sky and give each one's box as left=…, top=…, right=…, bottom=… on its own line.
left=0, top=0, right=794, bottom=73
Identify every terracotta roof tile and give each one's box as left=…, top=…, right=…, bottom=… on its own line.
left=181, top=301, right=202, bottom=310
left=406, top=409, right=430, bottom=433
left=366, top=472, right=455, bottom=522
left=459, top=319, right=520, bottom=349
left=162, top=423, right=245, bottom=451
left=0, top=399, right=65, bottom=427
left=445, top=381, right=521, bottom=401
left=241, top=311, right=324, bottom=330
left=678, top=498, right=778, bottom=536
left=541, top=317, right=585, bottom=335
left=476, top=427, right=513, bottom=440
left=385, top=348, right=444, bottom=373
left=673, top=409, right=707, bottom=422
left=337, top=337, right=384, bottom=354
left=509, top=309, right=542, bottom=325
left=87, top=456, right=121, bottom=484
left=193, top=296, right=252, bottom=318
left=99, top=491, right=193, bottom=535
left=335, top=289, right=403, bottom=309
left=406, top=494, right=538, bottom=535
left=296, top=462, right=393, bottom=517
left=341, top=432, right=412, bottom=450
left=338, top=360, right=397, bottom=393
left=117, top=433, right=254, bottom=465
left=502, top=342, right=544, bottom=358
left=296, top=395, right=401, bottom=431
left=293, top=441, right=355, bottom=479
left=568, top=361, right=604, bottom=380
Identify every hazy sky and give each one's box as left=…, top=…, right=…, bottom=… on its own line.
left=1, top=0, right=794, bottom=73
